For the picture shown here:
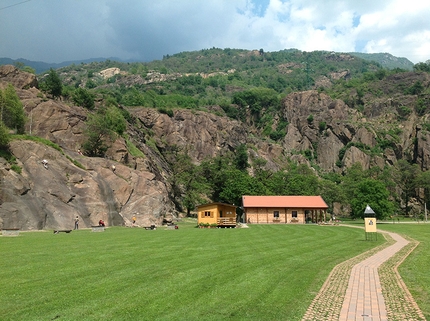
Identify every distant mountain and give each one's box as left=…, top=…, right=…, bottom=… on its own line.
left=348, top=52, right=414, bottom=70
left=0, top=57, right=129, bottom=74
left=1, top=51, right=416, bottom=74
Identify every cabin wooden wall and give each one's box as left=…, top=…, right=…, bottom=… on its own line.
left=245, top=207, right=305, bottom=224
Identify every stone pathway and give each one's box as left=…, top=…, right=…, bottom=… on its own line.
left=302, top=227, right=426, bottom=321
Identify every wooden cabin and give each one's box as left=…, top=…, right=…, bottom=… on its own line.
left=197, top=203, right=237, bottom=227
left=242, top=195, right=328, bottom=224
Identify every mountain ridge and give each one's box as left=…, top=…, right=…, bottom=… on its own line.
left=0, top=48, right=429, bottom=230
left=0, top=50, right=415, bottom=74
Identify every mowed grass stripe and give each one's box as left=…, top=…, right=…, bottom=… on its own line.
left=0, top=224, right=383, bottom=320
left=377, top=223, right=430, bottom=320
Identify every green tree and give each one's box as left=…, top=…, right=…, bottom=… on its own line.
left=263, top=163, right=319, bottom=196
left=234, top=144, right=249, bottom=171
left=72, top=88, right=95, bottom=110
left=319, top=179, right=345, bottom=214
left=103, top=106, right=127, bottom=136
left=219, top=169, right=267, bottom=205
left=341, top=163, right=367, bottom=201
left=22, top=66, right=36, bottom=74
left=14, top=62, right=36, bottom=74
left=413, top=61, right=430, bottom=72
left=285, top=164, right=319, bottom=195
left=232, top=87, right=279, bottom=115
left=415, top=170, right=430, bottom=213
left=393, top=160, right=421, bottom=216
left=82, top=106, right=126, bottom=156
left=42, top=68, right=63, bottom=98
left=350, top=179, right=394, bottom=220
left=0, top=84, right=26, bottom=134
left=201, top=154, right=230, bottom=202
left=404, top=81, right=424, bottom=95
left=0, top=121, right=10, bottom=148
left=164, top=147, right=210, bottom=215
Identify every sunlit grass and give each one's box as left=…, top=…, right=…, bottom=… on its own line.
left=377, top=222, right=430, bottom=320
left=0, top=222, right=384, bottom=321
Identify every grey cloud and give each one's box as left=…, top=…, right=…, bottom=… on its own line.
left=0, top=0, right=428, bottom=64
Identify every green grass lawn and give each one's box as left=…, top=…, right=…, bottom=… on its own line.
left=0, top=221, right=385, bottom=321
left=377, top=222, right=430, bottom=320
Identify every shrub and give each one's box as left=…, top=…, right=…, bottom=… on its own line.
left=157, top=107, right=174, bottom=117
left=10, top=164, right=22, bottom=174
left=0, top=121, right=10, bottom=148
left=72, top=88, right=95, bottom=110
left=0, top=84, right=26, bottom=134
left=41, top=68, right=62, bottom=98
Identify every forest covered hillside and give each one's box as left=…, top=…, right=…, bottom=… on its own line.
left=1, top=48, right=430, bottom=230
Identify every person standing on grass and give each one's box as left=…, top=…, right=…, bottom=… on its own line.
left=132, top=215, right=136, bottom=226
left=74, top=216, right=79, bottom=230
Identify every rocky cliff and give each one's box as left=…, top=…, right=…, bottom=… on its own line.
left=1, top=65, right=430, bottom=229
left=0, top=66, right=175, bottom=230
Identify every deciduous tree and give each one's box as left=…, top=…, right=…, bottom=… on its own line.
left=72, top=88, right=95, bottom=110
left=393, top=160, right=421, bottom=216
left=0, top=84, right=26, bottom=134
left=42, top=68, right=63, bottom=98
left=0, top=121, right=10, bottom=148
left=82, top=106, right=126, bottom=156
left=350, top=179, right=394, bottom=220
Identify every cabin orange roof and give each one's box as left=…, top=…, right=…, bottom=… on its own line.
left=242, top=195, right=328, bottom=209
left=197, top=202, right=237, bottom=209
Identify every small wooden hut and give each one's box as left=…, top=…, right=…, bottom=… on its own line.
left=197, top=203, right=237, bottom=227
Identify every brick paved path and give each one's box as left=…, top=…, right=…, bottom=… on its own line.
left=302, top=228, right=426, bottom=321
left=339, top=232, right=407, bottom=321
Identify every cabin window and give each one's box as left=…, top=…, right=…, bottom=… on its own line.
left=273, top=211, right=279, bottom=218
left=204, top=211, right=211, bottom=217
left=220, top=210, right=223, bottom=217
left=292, top=211, right=298, bottom=218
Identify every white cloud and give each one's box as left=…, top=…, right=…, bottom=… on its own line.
left=0, top=0, right=428, bottom=63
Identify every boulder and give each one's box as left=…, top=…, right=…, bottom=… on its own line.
left=0, top=65, right=38, bottom=89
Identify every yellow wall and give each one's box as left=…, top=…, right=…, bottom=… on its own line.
left=197, top=204, right=236, bottom=225
left=245, top=207, right=306, bottom=224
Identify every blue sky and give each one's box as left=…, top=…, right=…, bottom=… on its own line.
left=0, top=0, right=429, bottom=63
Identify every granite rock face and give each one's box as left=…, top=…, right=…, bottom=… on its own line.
left=279, top=90, right=429, bottom=172
left=1, top=65, right=430, bottom=229
left=0, top=65, right=38, bottom=90
left=0, top=66, right=174, bottom=230
left=0, top=139, right=173, bottom=230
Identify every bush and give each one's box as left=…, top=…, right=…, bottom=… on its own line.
left=82, top=106, right=127, bottom=157
left=269, top=130, right=285, bottom=141
left=157, top=107, right=174, bottom=117
left=72, top=88, right=95, bottom=110
left=0, top=84, right=26, bottom=134
left=404, top=81, right=424, bottom=95
left=0, top=121, right=10, bottom=148
left=10, top=164, right=22, bottom=174
left=232, top=87, right=279, bottom=115
left=41, top=68, right=62, bottom=98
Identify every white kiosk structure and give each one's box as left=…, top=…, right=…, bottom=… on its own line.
left=364, top=204, right=377, bottom=241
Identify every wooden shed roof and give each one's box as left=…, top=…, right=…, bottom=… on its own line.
left=197, top=202, right=237, bottom=209
left=242, top=195, right=328, bottom=209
